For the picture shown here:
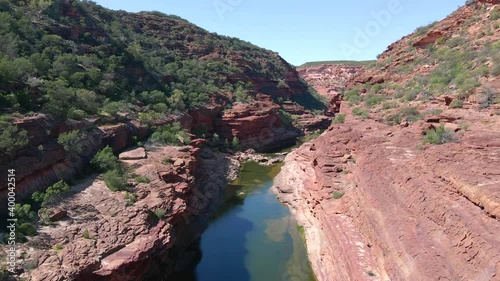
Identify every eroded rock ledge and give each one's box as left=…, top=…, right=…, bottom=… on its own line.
left=274, top=117, right=500, bottom=281
left=16, top=144, right=239, bottom=281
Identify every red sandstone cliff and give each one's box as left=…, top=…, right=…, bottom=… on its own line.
left=275, top=114, right=500, bottom=280
left=276, top=1, right=500, bottom=280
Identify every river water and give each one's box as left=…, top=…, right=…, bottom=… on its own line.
left=174, top=161, right=315, bottom=281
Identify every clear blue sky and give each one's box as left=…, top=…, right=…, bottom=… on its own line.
left=94, top=0, right=466, bottom=66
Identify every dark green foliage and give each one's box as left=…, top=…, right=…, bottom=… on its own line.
left=18, top=222, right=37, bottom=236
left=82, top=229, right=91, bottom=239
left=91, top=146, right=118, bottom=172
left=231, top=136, right=240, bottom=149
left=133, top=175, right=150, bottom=184
left=233, top=85, right=252, bottom=103
left=154, top=209, right=167, bottom=219
left=422, top=124, right=456, bottom=145
left=344, top=89, right=361, bottom=104
left=103, top=169, right=127, bottom=191
left=57, top=130, right=86, bottom=154
left=14, top=203, right=36, bottom=223
left=278, top=109, right=298, bottom=126
left=352, top=107, right=369, bottom=119
left=385, top=107, right=421, bottom=125
left=32, top=180, right=70, bottom=207
left=150, top=122, right=188, bottom=145
left=0, top=122, right=29, bottom=159
left=0, top=0, right=311, bottom=119
left=332, top=113, right=346, bottom=124
left=332, top=191, right=345, bottom=199
left=7, top=203, right=38, bottom=242
left=364, top=95, right=384, bottom=107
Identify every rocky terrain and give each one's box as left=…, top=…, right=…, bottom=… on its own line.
left=7, top=143, right=240, bottom=281
left=0, top=0, right=330, bottom=202
left=0, top=1, right=331, bottom=279
left=276, top=1, right=500, bottom=280
left=297, top=64, right=366, bottom=116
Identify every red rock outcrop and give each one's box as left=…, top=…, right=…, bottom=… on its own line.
left=412, top=31, right=444, bottom=48
left=275, top=110, right=500, bottom=281
left=297, top=64, right=366, bottom=114
left=297, top=64, right=365, bottom=98
left=15, top=145, right=238, bottom=281
left=215, top=94, right=301, bottom=151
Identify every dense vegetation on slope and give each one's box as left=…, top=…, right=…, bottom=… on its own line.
left=0, top=0, right=321, bottom=121
left=343, top=2, right=499, bottom=124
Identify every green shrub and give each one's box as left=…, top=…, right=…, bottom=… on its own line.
left=449, top=99, right=463, bottom=108
left=18, top=222, right=37, bottom=236
left=162, top=157, right=172, bottom=165
left=382, top=101, right=398, bottom=110
left=68, top=109, right=87, bottom=120
left=103, top=169, right=127, bottom=191
left=231, top=136, right=240, bottom=149
left=154, top=209, right=167, bottom=219
left=278, top=109, right=299, bottom=125
left=32, top=180, right=70, bottom=207
left=364, top=95, right=384, bottom=107
left=344, top=89, right=361, bottom=104
left=150, top=122, right=188, bottom=145
left=332, top=191, right=345, bottom=199
left=167, top=89, right=186, bottom=111
left=82, top=229, right=91, bottom=239
left=57, top=130, right=86, bottom=154
left=14, top=203, right=36, bottom=223
left=491, top=8, right=500, bottom=20
left=332, top=113, right=346, bottom=124
left=0, top=123, right=29, bottom=160
left=91, top=146, right=118, bottom=172
left=233, top=85, right=253, bottom=103
left=478, top=88, right=496, bottom=109
left=124, top=192, right=137, bottom=205
left=352, top=108, right=369, bottom=119
left=133, top=175, right=150, bottom=183
left=54, top=244, right=64, bottom=252
left=385, top=107, right=420, bottom=125
left=422, top=125, right=456, bottom=145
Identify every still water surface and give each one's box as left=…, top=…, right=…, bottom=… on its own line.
left=175, top=162, right=315, bottom=281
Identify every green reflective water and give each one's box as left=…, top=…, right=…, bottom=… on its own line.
left=175, top=162, right=315, bottom=281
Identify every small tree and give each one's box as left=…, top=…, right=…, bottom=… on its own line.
left=231, top=136, right=240, bottom=149
left=32, top=180, right=70, bottom=207
left=57, top=130, right=86, bottom=154
left=422, top=125, right=456, bottom=145
left=0, top=123, right=29, bottom=160
left=332, top=114, right=346, bottom=124
left=150, top=122, right=188, bottom=145
left=91, top=146, right=118, bottom=172
left=103, top=169, right=127, bottom=191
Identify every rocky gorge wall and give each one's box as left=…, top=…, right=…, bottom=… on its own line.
left=17, top=143, right=239, bottom=281
left=274, top=114, right=500, bottom=281
left=0, top=97, right=328, bottom=205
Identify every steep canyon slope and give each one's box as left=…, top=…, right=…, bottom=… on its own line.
left=0, top=0, right=329, bottom=202
left=0, top=0, right=329, bottom=279
left=277, top=1, right=500, bottom=280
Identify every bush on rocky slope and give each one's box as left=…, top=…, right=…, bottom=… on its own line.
left=0, top=0, right=324, bottom=121
left=346, top=2, right=500, bottom=121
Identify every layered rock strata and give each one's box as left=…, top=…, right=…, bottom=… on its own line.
left=274, top=115, right=500, bottom=281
